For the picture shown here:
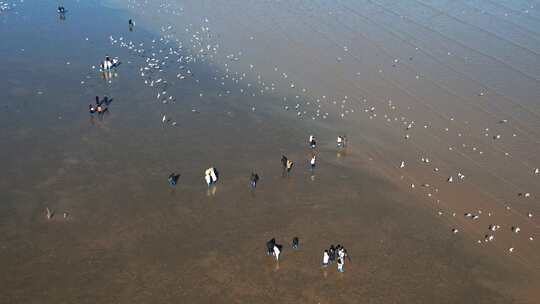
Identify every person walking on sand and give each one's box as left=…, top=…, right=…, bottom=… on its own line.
left=209, top=167, right=218, bottom=183
left=168, top=173, right=179, bottom=186
left=338, top=246, right=345, bottom=262
left=250, top=172, right=259, bottom=188
left=266, top=238, right=276, bottom=256
left=337, top=257, right=345, bottom=272
left=292, top=237, right=299, bottom=249
left=322, top=250, right=329, bottom=267
left=286, top=159, right=294, bottom=173
left=204, top=168, right=213, bottom=186
left=273, top=244, right=281, bottom=261
left=329, top=245, right=336, bottom=264
left=310, top=155, right=316, bottom=170
left=204, top=167, right=218, bottom=186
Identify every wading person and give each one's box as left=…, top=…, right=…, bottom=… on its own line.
left=204, top=167, right=218, bottom=186
left=204, top=168, right=212, bottom=186
left=250, top=172, right=259, bottom=188
left=292, top=237, right=299, bottom=249
left=286, top=159, right=294, bottom=173
left=337, top=136, right=344, bottom=148
left=168, top=173, right=179, bottom=186
left=309, top=135, right=316, bottom=149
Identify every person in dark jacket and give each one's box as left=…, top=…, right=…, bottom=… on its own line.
left=266, top=238, right=276, bottom=256
left=250, top=172, right=259, bottom=188
left=292, top=237, right=299, bottom=249
left=168, top=173, right=180, bottom=186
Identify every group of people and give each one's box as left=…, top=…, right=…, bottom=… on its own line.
left=311, top=134, right=347, bottom=149
left=167, top=134, right=347, bottom=187
left=169, top=169, right=258, bottom=189
left=204, top=167, right=219, bottom=186
left=266, top=237, right=300, bottom=261
left=88, top=96, right=111, bottom=114
left=100, top=56, right=120, bottom=71
left=265, top=238, right=350, bottom=273
left=322, top=244, right=350, bottom=272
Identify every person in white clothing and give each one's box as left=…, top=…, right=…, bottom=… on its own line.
left=204, top=173, right=212, bottom=186
left=337, top=257, right=344, bottom=272
left=338, top=248, right=345, bottom=260
left=309, top=135, right=316, bottom=149
left=337, top=136, right=343, bottom=148
left=273, top=244, right=281, bottom=261
left=209, top=167, right=218, bottom=183
left=322, top=250, right=329, bottom=267
left=310, top=155, right=316, bottom=170
left=204, top=167, right=217, bottom=186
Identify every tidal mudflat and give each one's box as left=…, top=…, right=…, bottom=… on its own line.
left=1, top=0, right=538, bottom=303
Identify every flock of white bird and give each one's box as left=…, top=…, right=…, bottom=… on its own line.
left=97, top=0, right=538, bottom=260
left=0, top=0, right=15, bottom=12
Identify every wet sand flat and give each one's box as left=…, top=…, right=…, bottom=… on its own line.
left=1, top=0, right=539, bottom=303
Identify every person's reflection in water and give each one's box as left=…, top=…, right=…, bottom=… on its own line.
left=102, top=71, right=111, bottom=81
left=206, top=185, right=217, bottom=197
left=337, top=148, right=347, bottom=159
left=101, top=70, right=118, bottom=82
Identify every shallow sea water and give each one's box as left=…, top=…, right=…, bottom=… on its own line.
left=1, top=0, right=538, bottom=303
